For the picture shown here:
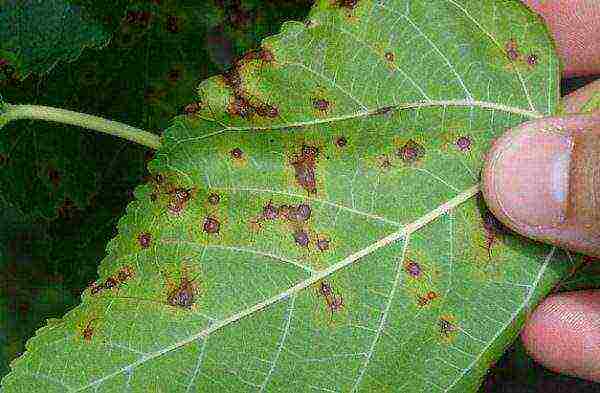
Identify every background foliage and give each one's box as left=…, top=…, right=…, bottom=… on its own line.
left=0, top=1, right=598, bottom=391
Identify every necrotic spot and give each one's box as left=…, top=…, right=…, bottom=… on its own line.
left=203, top=217, right=221, bottom=234
left=293, top=230, right=309, bottom=247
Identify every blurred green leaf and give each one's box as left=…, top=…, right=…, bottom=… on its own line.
left=0, top=0, right=110, bottom=82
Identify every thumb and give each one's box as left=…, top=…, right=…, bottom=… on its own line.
left=482, top=113, right=600, bottom=257
left=520, top=289, right=600, bottom=383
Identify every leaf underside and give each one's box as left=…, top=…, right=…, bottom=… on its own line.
left=0, top=0, right=109, bottom=82
left=2, top=1, right=581, bottom=392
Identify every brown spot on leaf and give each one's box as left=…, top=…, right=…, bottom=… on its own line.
left=82, top=318, right=98, bottom=341
left=262, top=200, right=279, bottom=220
left=89, top=281, right=103, bottom=295
left=505, top=39, right=520, bottom=61
left=294, top=203, right=311, bottom=221
left=138, top=232, right=152, bottom=248
left=335, top=0, right=359, bottom=9
left=455, top=136, right=471, bottom=152
left=230, top=147, right=244, bottom=159
left=203, top=216, right=221, bottom=234
left=104, top=277, right=118, bottom=290
left=527, top=53, right=538, bottom=66
left=417, top=291, right=438, bottom=306
left=117, top=265, right=135, bottom=283
left=316, top=237, right=330, bottom=251
left=255, top=103, right=279, bottom=118
left=293, top=230, right=310, bottom=247
left=313, top=98, right=330, bottom=111
left=291, top=145, right=319, bottom=194
left=167, top=275, right=196, bottom=308
left=378, top=155, right=393, bottom=170
left=385, top=52, right=394, bottom=62
left=207, top=193, right=220, bottom=205
left=404, top=260, right=422, bottom=277
left=397, top=139, right=425, bottom=163
left=319, top=281, right=333, bottom=297
left=228, top=96, right=253, bottom=118
left=335, top=136, right=348, bottom=148
left=439, top=317, right=456, bottom=337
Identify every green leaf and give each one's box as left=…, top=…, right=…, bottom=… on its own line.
left=1, top=0, right=581, bottom=392
left=0, top=0, right=110, bottom=82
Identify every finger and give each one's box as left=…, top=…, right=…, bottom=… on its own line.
left=521, top=0, right=600, bottom=78
left=520, top=289, right=600, bottom=382
left=559, top=78, right=600, bottom=115
left=482, top=114, right=600, bottom=257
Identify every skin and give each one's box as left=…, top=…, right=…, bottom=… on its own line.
left=483, top=0, right=600, bottom=383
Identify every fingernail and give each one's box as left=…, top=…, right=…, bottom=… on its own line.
left=484, top=128, right=573, bottom=228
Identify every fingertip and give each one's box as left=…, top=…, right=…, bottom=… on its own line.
left=521, top=290, right=600, bottom=383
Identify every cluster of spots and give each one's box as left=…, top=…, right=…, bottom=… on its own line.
left=404, top=259, right=422, bottom=278
left=254, top=199, right=331, bottom=251
left=89, top=265, right=135, bottom=296
left=481, top=209, right=508, bottom=258
left=384, top=52, right=395, bottom=62
left=166, top=270, right=200, bottom=309
left=417, top=290, right=438, bottom=307
left=167, top=187, right=194, bottom=216
left=222, top=49, right=279, bottom=119
left=261, top=200, right=312, bottom=222
left=138, top=232, right=152, bottom=248
left=505, top=39, right=538, bottom=67
left=291, top=145, right=319, bottom=194
left=317, top=280, right=345, bottom=318
left=439, top=317, right=457, bottom=337
left=455, top=136, right=472, bottom=152
left=125, top=10, right=153, bottom=27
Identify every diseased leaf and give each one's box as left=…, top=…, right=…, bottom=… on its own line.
left=1, top=1, right=584, bottom=392
left=0, top=0, right=110, bottom=82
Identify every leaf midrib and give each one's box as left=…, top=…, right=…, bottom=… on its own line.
left=174, top=100, right=542, bottom=149
left=78, top=184, right=479, bottom=391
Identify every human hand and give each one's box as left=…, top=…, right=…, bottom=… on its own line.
left=481, top=0, right=600, bottom=383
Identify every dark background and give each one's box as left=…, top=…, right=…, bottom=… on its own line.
left=1, top=1, right=599, bottom=391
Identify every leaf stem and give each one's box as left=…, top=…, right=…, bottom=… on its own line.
left=1, top=104, right=161, bottom=150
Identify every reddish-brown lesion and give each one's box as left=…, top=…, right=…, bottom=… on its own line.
left=316, top=280, right=345, bottom=319
left=291, top=145, right=319, bottom=194
left=164, top=267, right=201, bottom=309
left=417, top=291, right=438, bottom=307
left=78, top=317, right=100, bottom=342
